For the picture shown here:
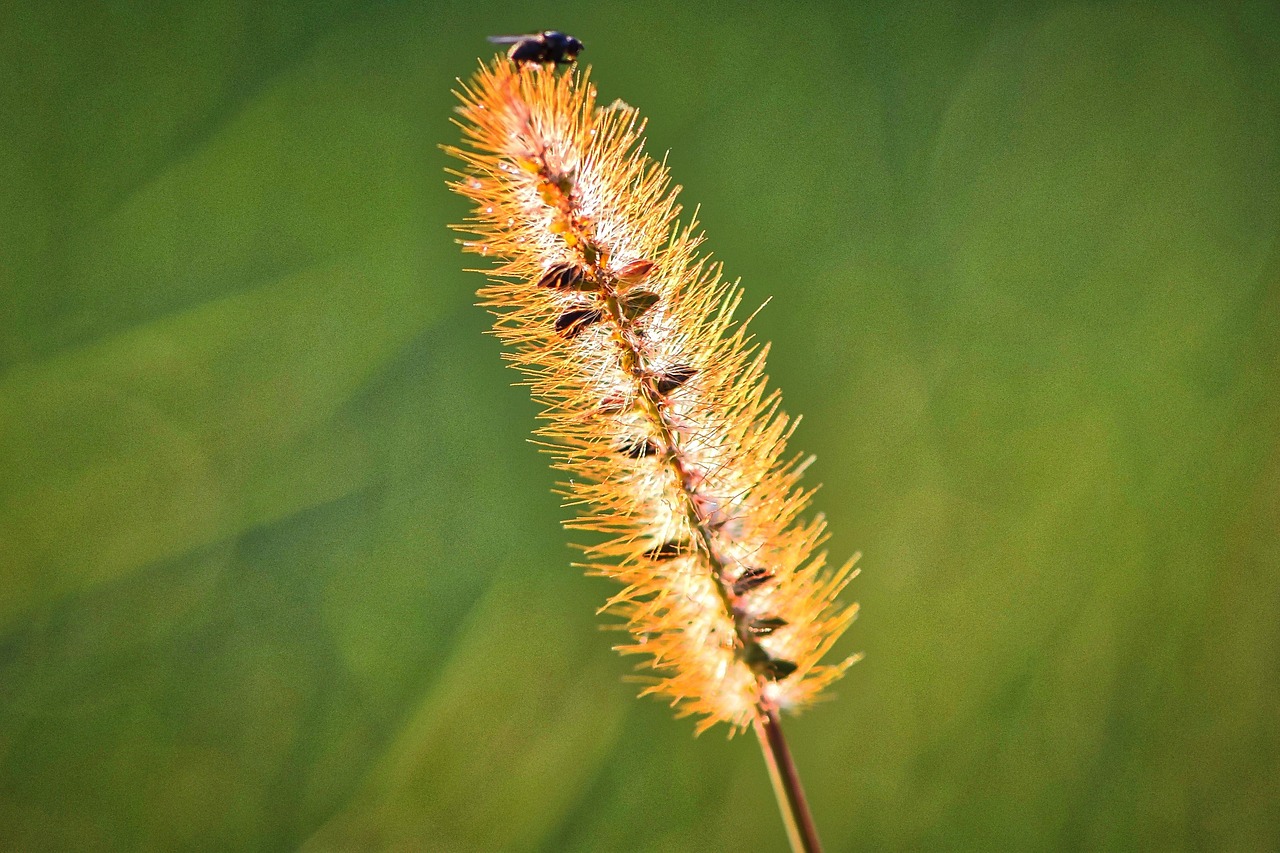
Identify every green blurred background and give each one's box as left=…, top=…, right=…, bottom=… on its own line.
left=2, top=1, right=1277, bottom=850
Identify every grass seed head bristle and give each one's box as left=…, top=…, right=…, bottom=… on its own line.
left=447, top=56, right=859, bottom=733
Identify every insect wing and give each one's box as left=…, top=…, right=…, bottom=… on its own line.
left=508, top=40, right=549, bottom=63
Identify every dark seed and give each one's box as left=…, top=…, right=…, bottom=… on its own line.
left=620, top=289, right=660, bottom=320
left=537, top=262, right=595, bottom=290
left=536, top=263, right=579, bottom=289
left=741, top=642, right=769, bottom=669
left=618, top=437, right=659, bottom=459
left=763, top=658, right=798, bottom=680
left=655, top=365, right=697, bottom=395
left=732, top=567, right=773, bottom=596
left=616, top=259, right=655, bottom=284
left=644, top=540, right=688, bottom=560
left=555, top=307, right=604, bottom=338
left=747, top=616, right=788, bottom=636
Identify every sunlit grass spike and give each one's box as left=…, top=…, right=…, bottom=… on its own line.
left=446, top=49, right=861, bottom=853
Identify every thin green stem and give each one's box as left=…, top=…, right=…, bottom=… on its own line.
left=753, top=706, right=823, bottom=853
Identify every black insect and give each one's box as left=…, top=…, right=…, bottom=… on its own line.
left=488, top=30, right=584, bottom=66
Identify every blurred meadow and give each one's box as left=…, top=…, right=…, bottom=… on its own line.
left=1, top=1, right=1278, bottom=850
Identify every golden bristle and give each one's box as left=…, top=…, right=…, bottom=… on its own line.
left=447, top=59, right=859, bottom=733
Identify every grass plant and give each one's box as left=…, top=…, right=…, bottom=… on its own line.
left=447, top=52, right=860, bottom=852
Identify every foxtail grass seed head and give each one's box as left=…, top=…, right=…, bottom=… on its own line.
left=446, top=49, right=860, bottom=734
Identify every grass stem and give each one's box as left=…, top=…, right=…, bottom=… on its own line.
left=754, top=706, right=823, bottom=853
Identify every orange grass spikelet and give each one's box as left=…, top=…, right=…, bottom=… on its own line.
left=447, top=58, right=859, bottom=733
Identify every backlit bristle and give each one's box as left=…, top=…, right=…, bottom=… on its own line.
left=446, top=59, right=859, bottom=733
